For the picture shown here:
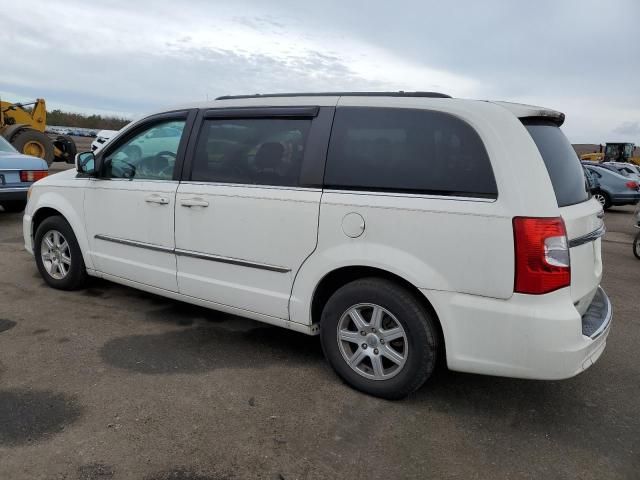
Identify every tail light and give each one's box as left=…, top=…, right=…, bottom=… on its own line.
left=513, top=217, right=570, bottom=294
left=625, top=181, right=638, bottom=190
left=19, top=170, right=48, bottom=182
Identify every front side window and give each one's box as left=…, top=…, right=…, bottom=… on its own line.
left=191, top=118, right=311, bottom=186
left=324, top=107, right=497, bottom=198
left=103, top=120, right=185, bottom=180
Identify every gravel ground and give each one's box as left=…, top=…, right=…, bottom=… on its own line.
left=0, top=191, right=638, bottom=479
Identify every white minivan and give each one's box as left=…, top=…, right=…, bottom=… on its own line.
left=23, top=92, right=611, bottom=399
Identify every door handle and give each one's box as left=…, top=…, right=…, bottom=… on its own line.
left=180, top=198, right=209, bottom=208
left=145, top=194, right=170, bottom=205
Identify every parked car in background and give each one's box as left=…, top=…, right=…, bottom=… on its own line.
left=0, top=136, right=48, bottom=212
left=583, top=166, right=600, bottom=194
left=606, top=162, right=640, bottom=181
left=25, top=92, right=612, bottom=399
left=582, top=161, right=625, bottom=176
left=583, top=163, right=640, bottom=209
left=107, top=122, right=182, bottom=165
left=91, top=129, right=119, bottom=152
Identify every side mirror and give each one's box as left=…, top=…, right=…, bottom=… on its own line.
left=75, top=151, right=97, bottom=176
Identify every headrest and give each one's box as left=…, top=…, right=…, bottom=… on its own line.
left=255, top=142, right=284, bottom=169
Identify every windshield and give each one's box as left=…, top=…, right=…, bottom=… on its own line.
left=523, top=120, right=589, bottom=207
left=0, top=136, right=18, bottom=153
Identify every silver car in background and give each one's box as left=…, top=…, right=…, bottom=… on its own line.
left=0, top=136, right=48, bottom=212
left=583, top=162, right=640, bottom=209
left=606, top=162, right=640, bottom=182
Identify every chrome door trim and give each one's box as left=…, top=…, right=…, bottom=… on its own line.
left=568, top=224, right=606, bottom=248
left=91, top=178, right=180, bottom=184
left=94, top=234, right=174, bottom=254
left=93, top=234, right=291, bottom=273
left=175, top=248, right=291, bottom=273
left=178, top=181, right=322, bottom=192
left=322, top=188, right=497, bottom=203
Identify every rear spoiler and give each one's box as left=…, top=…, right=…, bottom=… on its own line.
left=519, top=112, right=566, bottom=127
left=491, top=101, right=566, bottom=127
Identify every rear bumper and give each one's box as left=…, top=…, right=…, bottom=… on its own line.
left=581, top=287, right=612, bottom=338
left=424, top=286, right=612, bottom=380
left=0, top=186, right=29, bottom=202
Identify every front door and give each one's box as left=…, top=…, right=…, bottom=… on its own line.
left=175, top=107, right=330, bottom=319
left=84, top=112, right=193, bottom=292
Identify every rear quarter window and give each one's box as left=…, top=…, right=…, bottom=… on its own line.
left=324, top=107, right=498, bottom=198
left=523, top=120, right=589, bottom=207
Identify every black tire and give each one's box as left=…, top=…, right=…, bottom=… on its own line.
left=633, top=232, right=640, bottom=260
left=1, top=200, right=27, bottom=213
left=594, top=191, right=612, bottom=210
left=53, top=135, right=77, bottom=164
left=34, top=216, right=88, bottom=290
left=320, top=277, right=439, bottom=400
left=11, top=129, right=55, bottom=165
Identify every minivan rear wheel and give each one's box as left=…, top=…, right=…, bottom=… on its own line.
left=320, top=278, right=439, bottom=399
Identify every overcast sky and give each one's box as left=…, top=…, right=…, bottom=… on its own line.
left=1, top=0, right=638, bottom=144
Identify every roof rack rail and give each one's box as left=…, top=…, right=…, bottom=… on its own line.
left=215, top=91, right=452, bottom=100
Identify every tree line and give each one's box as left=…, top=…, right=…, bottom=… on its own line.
left=47, top=109, right=130, bottom=130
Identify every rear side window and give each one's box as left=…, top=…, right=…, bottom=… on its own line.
left=324, top=107, right=497, bottom=198
left=191, top=118, right=311, bottom=186
left=523, top=120, right=589, bottom=207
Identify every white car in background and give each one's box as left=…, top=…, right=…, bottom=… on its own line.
left=91, top=129, right=119, bottom=152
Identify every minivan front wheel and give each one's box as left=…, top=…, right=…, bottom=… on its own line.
left=320, top=278, right=439, bottom=399
left=34, top=216, right=88, bottom=290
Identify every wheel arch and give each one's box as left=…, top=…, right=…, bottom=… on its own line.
left=31, top=196, right=94, bottom=271
left=32, top=206, right=63, bottom=236
left=309, top=265, right=446, bottom=363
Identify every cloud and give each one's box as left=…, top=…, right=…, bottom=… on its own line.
left=613, top=121, right=640, bottom=137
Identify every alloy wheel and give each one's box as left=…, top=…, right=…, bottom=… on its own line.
left=40, top=230, right=71, bottom=280
left=336, top=303, right=408, bottom=380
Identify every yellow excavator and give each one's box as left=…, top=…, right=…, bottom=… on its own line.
left=0, top=98, right=76, bottom=165
left=580, top=142, right=640, bottom=165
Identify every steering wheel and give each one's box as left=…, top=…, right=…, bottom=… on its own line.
left=155, top=151, right=177, bottom=160
left=109, top=159, right=136, bottom=179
